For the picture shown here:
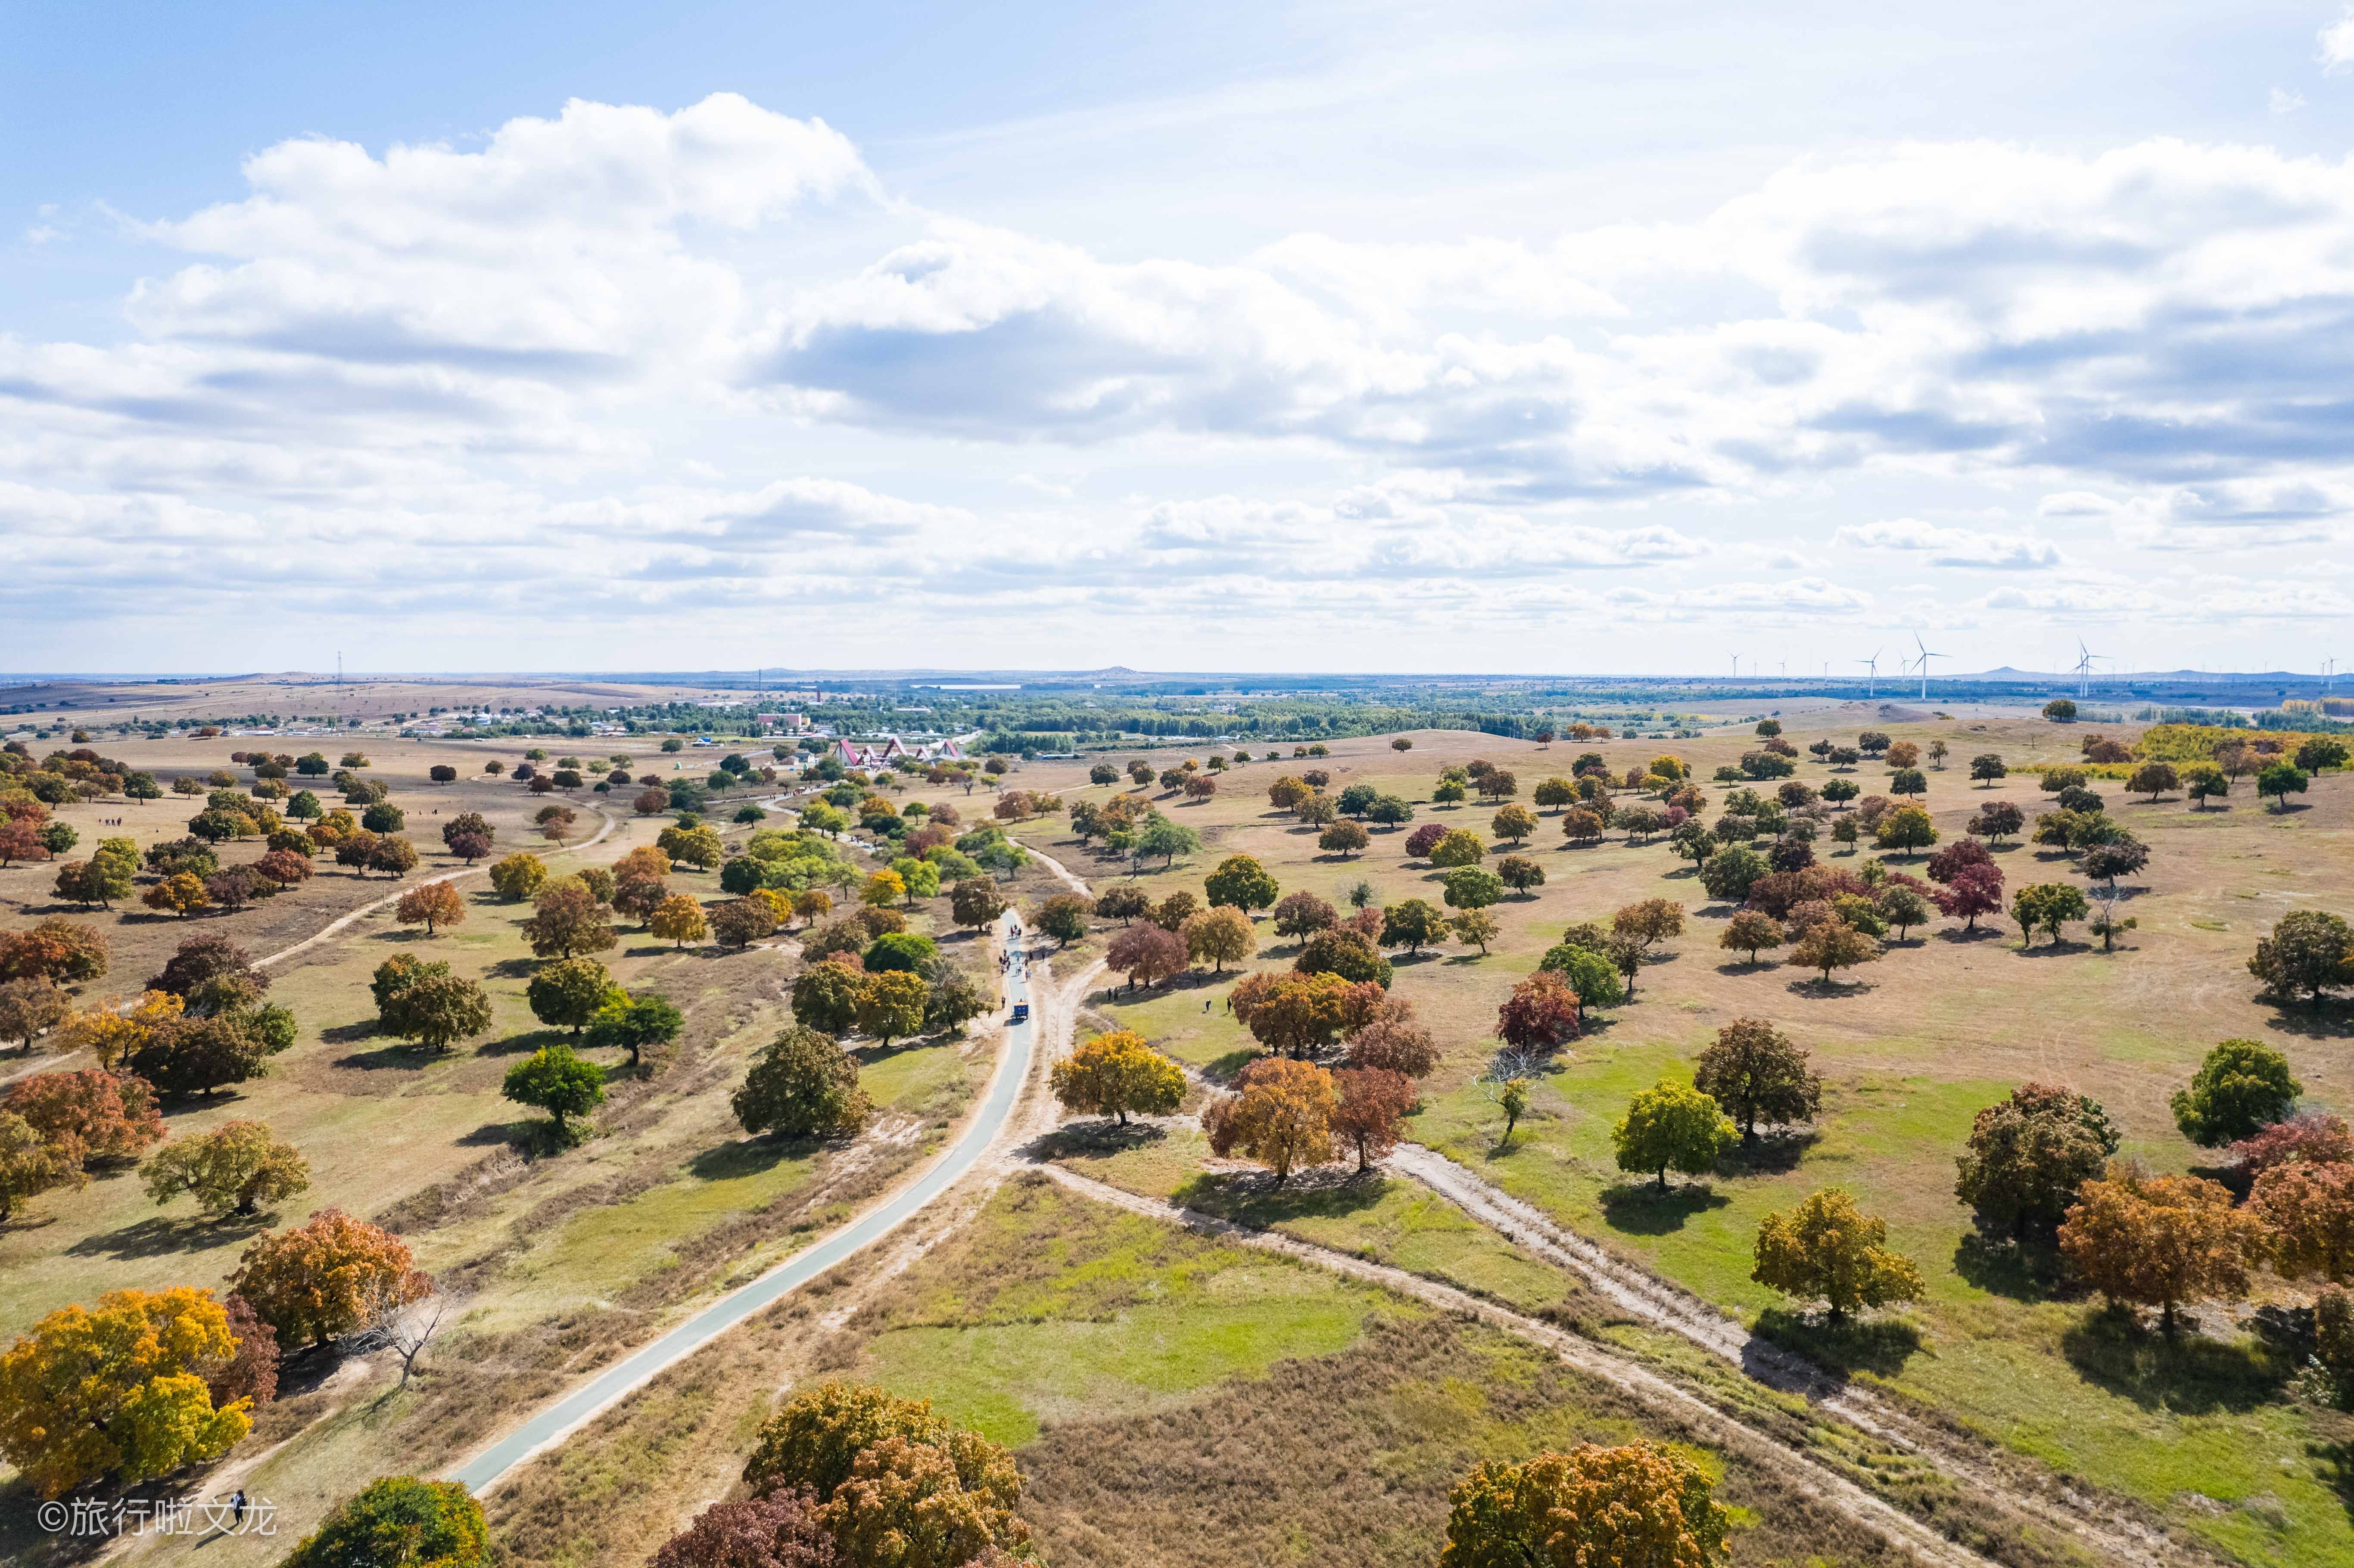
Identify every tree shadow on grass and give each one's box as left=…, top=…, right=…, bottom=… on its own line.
left=2260, top=1000, right=2354, bottom=1042
left=1952, top=1231, right=2070, bottom=1303
left=1753, top=1305, right=1924, bottom=1379
left=1174, top=1164, right=1390, bottom=1227
left=458, top=1117, right=543, bottom=1147
left=320, top=1017, right=381, bottom=1045
left=849, top=1039, right=924, bottom=1072
left=2011, top=940, right=2088, bottom=960
left=485, top=955, right=539, bottom=981
left=2058, top=1308, right=2297, bottom=1415
left=1718, top=1130, right=1819, bottom=1176
left=330, top=1042, right=431, bottom=1072
left=67, top=1212, right=262, bottom=1262
left=1598, top=1180, right=1729, bottom=1235
left=1029, top=1120, right=1168, bottom=1163
left=1784, top=977, right=1875, bottom=999
left=475, top=1027, right=562, bottom=1058
left=688, top=1135, right=818, bottom=1181
left=1936, top=925, right=2006, bottom=945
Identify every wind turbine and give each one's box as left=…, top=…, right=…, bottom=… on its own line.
left=2074, top=638, right=2106, bottom=700
left=1729, top=653, right=1740, bottom=681
left=1912, top=632, right=1947, bottom=700
left=1859, top=648, right=1883, bottom=698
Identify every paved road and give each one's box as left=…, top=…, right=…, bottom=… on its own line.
left=451, top=907, right=1037, bottom=1496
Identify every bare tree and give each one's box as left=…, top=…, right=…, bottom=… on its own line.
left=349, top=1283, right=451, bottom=1393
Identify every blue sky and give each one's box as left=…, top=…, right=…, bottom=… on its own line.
left=5, top=1, right=2354, bottom=673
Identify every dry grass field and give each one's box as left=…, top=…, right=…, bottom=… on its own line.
left=982, top=707, right=2354, bottom=1568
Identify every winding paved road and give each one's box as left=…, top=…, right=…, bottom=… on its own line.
left=450, top=906, right=1037, bottom=1496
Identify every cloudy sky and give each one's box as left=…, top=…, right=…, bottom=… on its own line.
left=6, top=1, right=2354, bottom=675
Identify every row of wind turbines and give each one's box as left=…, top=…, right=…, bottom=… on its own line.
left=1729, top=641, right=2345, bottom=701
left=1732, top=635, right=2108, bottom=699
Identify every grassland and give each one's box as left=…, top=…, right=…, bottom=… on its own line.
left=0, top=728, right=1045, bottom=1562
left=984, top=707, right=2354, bottom=1568
left=7, top=702, right=2351, bottom=1565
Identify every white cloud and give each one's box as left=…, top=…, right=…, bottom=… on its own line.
left=11, top=96, right=2354, bottom=665
left=2323, top=10, right=2354, bottom=71
left=2271, top=86, right=2307, bottom=115
left=1832, top=518, right=2063, bottom=569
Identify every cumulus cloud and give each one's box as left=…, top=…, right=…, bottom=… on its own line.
left=134, top=95, right=872, bottom=370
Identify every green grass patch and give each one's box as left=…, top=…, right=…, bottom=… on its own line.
left=847, top=1176, right=1406, bottom=1446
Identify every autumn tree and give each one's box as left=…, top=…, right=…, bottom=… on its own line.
left=0, top=1111, right=77, bottom=1221
left=2231, top=1111, right=2354, bottom=1177
left=1182, top=905, right=1256, bottom=973
left=0, top=1287, right=254, bottom=1496
left=0, top=918, right=109, bottom=986
left=951, top=877, right=1011, bottom=933
left=1931, top=862, right=2004, bottom=932
left=650, top=1493, right=838, bottom=1568
left=1049, top=1030, right=1186, bottom=1126
left=1203, top=1058, right=1335, bottom=1185
left=504, top=1042, right=607, bottom=1137
left=1496, top=971, right=1583, bottom=1052
left=489, top=851, right=548, bottom=900
left=792, top=961, right=869, bottom=1035
left=391, top=878, right=466, bottom=936
left=1107, top=923, right=1189, bottom=993
left=649, top=893, right=710, bottom=950
left=735, top=1026, right=871, bottom=1139
left=1429, top=828, right=1486, bottom=868
left=1451, top=908, right=1502, bottom=954
left=1953, top=1083, right=2120, bottom=1241
left=1613, top=898, right=1685, bottom=951
left=1693, top=1019, right=1820, bottom=1145
left=528, top=956, right=620, bottom=1036
left=1271, top=890, right=1338, bottom=941
left=2058, top=1164, right=2267, bottom=1334
left=854, top=969, right=929, bottom=1046
left=2170, top=1037, right=2299, bottom=1147
left=1032, top=892, right=1090, bottom=948
left=1348, top=1006, right=1438, bottom=1078
left=386, top=967, right=493, bottom=1053
left=2, top=1069, right=164, bottom=1167
left=1787, top=920, right=1880, bottom=984
left=1438, top=1442, right=1728, bottom=1568
left=231, top=1207, right=429, bottom=1347
left=1330, top=1067, right=1415, bottom=1173
left=1491, top=804, right=1536, bottom=844
left=1204, top=852, right=1281, bottom=913
left=143, top=1120, right=311, bottom=1217
left=280, top=1479, right=487, bottom=1568
left=1319, top=818, right=1371, bottom=858
left=0, top=976, right=69, bottom=1052
left=1613, top=1080, right=1734, bottom=1190
left=1233, top=971, right=1359, bottom=1058
left=1751, top=1188, right=1924, bottom=1323
left=738, top=1383, right=1031, bottom=1566
left=1719, top=910, right=1784, bottom=965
